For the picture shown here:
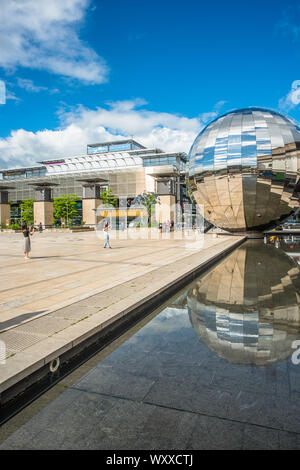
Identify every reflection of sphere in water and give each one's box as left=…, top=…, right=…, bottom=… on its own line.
left=187, top=241, right=300, bottom=365
left=188, top=108, right=300, bottom=231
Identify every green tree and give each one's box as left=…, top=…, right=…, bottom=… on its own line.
left=20, top=199, right=34, bottom=225
left=185, top=180, right=197, bottom=204
left=101, top=188, right=118, bottom=208
left=134, top=192, right=160, bottom=220
left=53, top=194, right=79, bottom=225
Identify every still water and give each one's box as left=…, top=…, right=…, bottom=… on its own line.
left=1, top=240, right=300, bottom=449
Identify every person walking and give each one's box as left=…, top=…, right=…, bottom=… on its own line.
left=103, top=222, right=112, bottom=249
left=39, top=222, right=43, bottom=233
left=22, top=223, right=34, bottom=259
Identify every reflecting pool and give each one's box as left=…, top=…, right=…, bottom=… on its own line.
left=1, top=241, right=300, bottom=450
left=187, top=240, right=300, bottom=365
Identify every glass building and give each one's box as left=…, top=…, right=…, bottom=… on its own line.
left=188, top=107, right=300, bottom=231
left=0, top=139, right=188, bottom=225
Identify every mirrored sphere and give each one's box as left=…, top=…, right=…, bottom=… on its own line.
left=188, top=107, right=300, bottom=231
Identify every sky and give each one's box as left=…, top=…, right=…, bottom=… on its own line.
left=0, top=0, right=300, bottom=169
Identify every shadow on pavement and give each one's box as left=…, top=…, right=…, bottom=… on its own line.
left=0, top=310, right=47, bottom=332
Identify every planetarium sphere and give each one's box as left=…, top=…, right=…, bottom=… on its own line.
left=188, top=107, right=300, bottom=231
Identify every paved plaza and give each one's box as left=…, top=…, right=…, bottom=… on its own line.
left=0, top=230, right=243, bottom=395
left=0, top=230, right=238, bottom=332
left=2, top=234, right=300, bottom=450
left=1, top=238, right=300, bottom=450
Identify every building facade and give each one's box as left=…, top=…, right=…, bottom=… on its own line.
left=0, top=139, right=189, bottom=227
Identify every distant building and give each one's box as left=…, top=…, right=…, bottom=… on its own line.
left=0, top=139, right=189, bottom=227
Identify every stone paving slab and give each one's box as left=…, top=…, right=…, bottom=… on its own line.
left=2, top=387, right=299, bottom=450
left=0, top=232, right=244, bottom=395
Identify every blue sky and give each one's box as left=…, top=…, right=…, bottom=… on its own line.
left=0, top=0, right=300, bottom=168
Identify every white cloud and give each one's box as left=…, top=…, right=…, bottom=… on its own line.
left=0, top=99, right=225, bottom=169
left=0, top=0, right=108, bottom=84
left=17, top=78, right=47, bottom=93
left=5, top=90, right=21, bottom=102
left=276, top=6, right=300, bottom=42
left=279, top=80, right=300, bottom=111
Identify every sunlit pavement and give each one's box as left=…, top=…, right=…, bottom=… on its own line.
left=0, top=230, right=236, bottom=332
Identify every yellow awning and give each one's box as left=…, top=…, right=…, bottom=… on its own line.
left=97, top=208, right=147, bottom=217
